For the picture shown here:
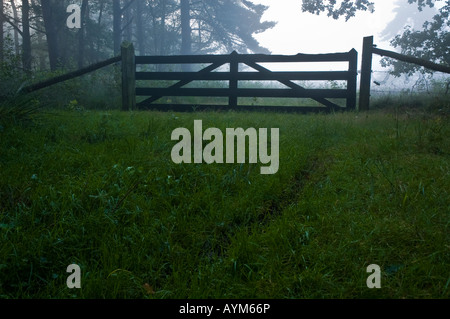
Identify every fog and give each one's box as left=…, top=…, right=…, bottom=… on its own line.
left=253, top=0, right=441, bottom=70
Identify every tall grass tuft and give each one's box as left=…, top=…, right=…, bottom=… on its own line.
left=0, top=95, right=42, bottom=127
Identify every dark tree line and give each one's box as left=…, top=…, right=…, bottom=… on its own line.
left=0, top=0, right=447, bottom=77
left=0, top=0, right=275, bottom=72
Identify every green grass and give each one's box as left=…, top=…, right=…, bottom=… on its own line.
left=0, top=106, right=449, bottom=299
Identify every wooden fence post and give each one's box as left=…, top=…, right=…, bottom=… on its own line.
left=229, top=51, right=239, bottom=108
left=359, top=36, right=373, bottom=111
left=347, top=49, right=358, bottom=110
left=121, top=42, right=136, bottom=111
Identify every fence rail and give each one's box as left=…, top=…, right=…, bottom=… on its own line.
left=359, top=36, right=450, bottom=111
left=135, top=52, right=354, bottom=64
left=20, top=56, right=121, bottom=94
left=126, top=46, right=358, bottom=113
left=136, top=71, right=351, bottom=81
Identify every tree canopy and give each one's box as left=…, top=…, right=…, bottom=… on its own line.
left=188, top=0, right=276, bottom=54
left=1, top=0, right=447, bottom=77
left=0, top=0, right=275, bottom=72
left=381, top=0, right=449, bottom=76
left=301, top=0, right=375, bottom=21
left=301, top=0, right=449, bottom=76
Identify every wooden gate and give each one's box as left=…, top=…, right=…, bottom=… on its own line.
left=122, top=43, right=358, bottom=113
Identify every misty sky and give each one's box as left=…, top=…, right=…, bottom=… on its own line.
left=251, top=0, right=441, bottom=71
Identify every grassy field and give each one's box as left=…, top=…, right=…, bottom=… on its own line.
left=0, top=104, right=449, bottom=299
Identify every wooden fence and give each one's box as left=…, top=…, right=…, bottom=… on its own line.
left=19, top=38, right=449, bottom=113
left=122, top=44, right=358, bottom=113
left=21, top=56, right=121, bottom=94
left=359, top=36, right=450, bottom=111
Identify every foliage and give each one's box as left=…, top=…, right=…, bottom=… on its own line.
left=0, top=95, right=41, bottom=126
left=381, top=0, right=450, bottom=76
left=0, top=36, right=28, bottom=97
left=301, top=0, right=375, bottom=21
left=1, top=0, right=274, bottom=73
left=189, top=0, right=276, bottom=54
left=300, top=0, right=440, bottom=21
left=301, top=0, right=449, bottom=78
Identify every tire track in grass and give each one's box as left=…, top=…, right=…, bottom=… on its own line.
left=201, top=157, right=328, bottom=261
left=258, top=155, right=327, bottom=225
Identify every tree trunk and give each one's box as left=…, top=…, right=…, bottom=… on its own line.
left=10, top=0, right=19, bottom=56
left=160, top=0, right=167, bottom=55
left=96, top=0, right=104, bottom=53
left=98, top=0, right=104, bottom=25
left=41, top=0, right=60, bottom=70
left=0, top=0, right=3, bottom=64
left=180, top=0, right=191, bottom=55
left=124, top=0, right=132, bottom=42
left=180, top=0, right=191, bottom=71
left=78, top=0, right=89, bottom=69
left=135, top=0, right=145, bottom=55
left=37, top=31, right=46, bottom=71
left=113, top=0, right=122, bottom=55
left=21, top=0, right=32, bottom=73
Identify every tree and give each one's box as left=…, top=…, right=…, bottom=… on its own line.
left=187, top=0, right=275, bottom=54
left=113, top=0, right=135, bottom=55
left=113, top=0, right=121, bottom=55
left=180, top=0, right=191, bottom=55
left=0, top=0, right=4, bottom=64
left=1, top=0, right=272, bottom=73
left=180, top=0, right=191, bottom=71
left=147, top=0, right=178, bottom=56
left=0, top=0, right=32, bottom=72
left=21, top=0, right=31, bottom=72
left=77, top=0, right=89, bottom=68
left=135, top=0, right=146, bottom=55
left=302, top=0, right=448, bottom=78
left=10, top=0, right=20, bottom=55
left=41, top=0, right=71, bottom=70
left=380, top=1, right=438, bottom=41
left=381, top=0, right=449, bottom=76
left=301, top=0, right=375, bottom=21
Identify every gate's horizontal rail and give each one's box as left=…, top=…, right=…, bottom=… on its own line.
left=136, top=104, right=334, bottom=113
left=136, top=88, right=348, bottom=99
left=135, top=52, right=353, bottom=65
left=136, top=71, right=350, bottom=81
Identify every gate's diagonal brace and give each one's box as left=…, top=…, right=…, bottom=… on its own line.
left=245, top=61, right=341, bottom=110
left=137, top=61, right=226, bottom=107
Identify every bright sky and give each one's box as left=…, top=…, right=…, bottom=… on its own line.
left=251, top=0, right=440, bottom=71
